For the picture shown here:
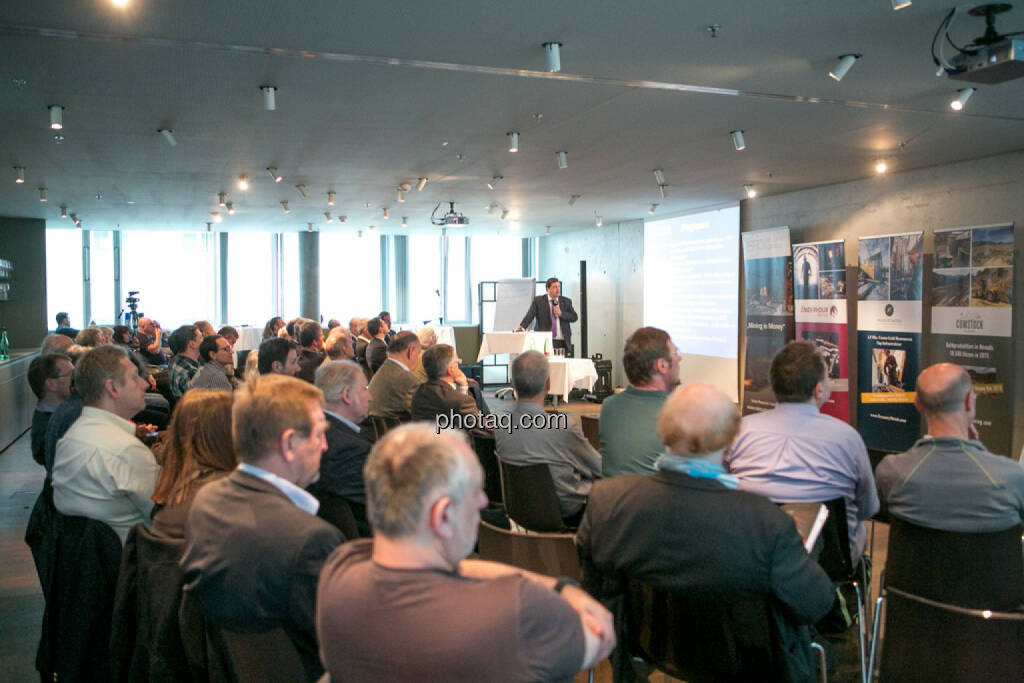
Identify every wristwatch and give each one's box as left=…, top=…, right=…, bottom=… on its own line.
left=554, top=576, right=580, bottom=594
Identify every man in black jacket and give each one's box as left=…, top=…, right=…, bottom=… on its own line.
left=295, top=320, right=325, bottom=384
left=410, top=344, right=491, bottom=436
left=517, top=277, right=578, bottom=356
left=364, top=317, right=389, bottom=375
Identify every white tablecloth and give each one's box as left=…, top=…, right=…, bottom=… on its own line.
left=234, top=327, right=263, bottom=351
left=476, top=331, right=550, bottom=362
left=396, top=324, right=455, bottom=348
left=548, top=357, right=598, bottom=401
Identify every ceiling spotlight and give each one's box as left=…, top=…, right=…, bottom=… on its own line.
left=39, top=187, right=47, bottom=202
left=744, top=184, right=757, bottom=198
left=416, top=177, right=428, bottom=191
left=397, top=188, right=405, bottom=203
left=211, top=211, right=222, bottom=224
left=238, top=175, right=249, bottom=191
left=339, top=215, right=347, bottom=223
left=569, top=194, right=580, bottom=206
left=263, top=167, right=280, bottom=183
left=296, top=184, right=308, bottom=198
left=60, top=204, right=67, bottom=218
left=327, top=190, right=336, bottom=206
left=950, top=87, right=975, bottom=111
left=14, top=166, right=25, bottom=184
left=828, top=54, right=861, bottom=82
left=260, top=85, right=277, bottom=111
left=48, top=105, right=63, bottom=130
left=507, top=131, right=519, bottom=153
left=487, top=204, right=497, bottom=215
left=382, top=207, right=390, bottom=220
left=891, top=0, right=911, bottom=9
left=308, top=222, right=314, bottom=233
left=399, top=182, right=411, bottom=191
left=111, top=0, right=130, bottom=7
left=368, top=224, right=376, bottom=231
left=324, top=211, right=332, bottom=223
left=875, top=160, right=888, bottom=174
left=659, top=185, right=668, bottom=199
left=557, top=151, right=568, bottom=169
left=226, top=202, right=235, bottom=215
left=281, top=200, right=290, bottom=213
left=218, top=191, right=227, bottom=207
left=70, top=213, right=81, bottom=227
left=487, top=175, right=503, bottom=190
left=545, top=226, right=551, bottom=236
left=157, top=128, right=177, bottom=147
left=401, top=217, right=408, bottom=228
left=653, top=169, right=666, bottom=185
left=543, top=41, right=563, bottom=72
left=500, top=209, right=509, bottom=221
left=731, top=130, right=746, bottom=151
left=648, top=203, right=658, bottom=214
left=595, top=215, right=603, bottom=227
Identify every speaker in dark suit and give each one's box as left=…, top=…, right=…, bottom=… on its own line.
left=518, top=278, right=578, bottom=356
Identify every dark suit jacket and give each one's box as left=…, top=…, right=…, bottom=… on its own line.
left=316, top=414, right=372, bottom=503
left=410, top=379, right=491, bottom=436
left=295, top=348, right=324, bottom=384
left=180, top=471, right=343, bottom=673
left=365, top=337, right=388, bottom=375
left=577, top=469, right=835, bottom=681
left=519, top=294, right=578, bottom=347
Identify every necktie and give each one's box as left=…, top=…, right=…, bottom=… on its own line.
left=550, top=299, right=561, bottom=340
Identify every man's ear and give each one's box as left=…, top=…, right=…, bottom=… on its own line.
left=278, top=427, right=297, bottom=463
left=104, top=376, right=120, bottom=400
left=271, top=360, right=284, bottom=374
left=965, top=390, right=976, bottom=413
left=428, top=496, right=454, bottom=539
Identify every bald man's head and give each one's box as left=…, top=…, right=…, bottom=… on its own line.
left=916, top=363, right=973, bottom=417
left=657, top=383, right=740, bottom=457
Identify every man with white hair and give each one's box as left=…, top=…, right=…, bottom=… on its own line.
left=322, top=326, right=355, bottom=363
left=317, top=424, right=615, bottom=680
left=136, top=317, right=167, bottom=366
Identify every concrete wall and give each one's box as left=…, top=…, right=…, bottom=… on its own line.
left=0, top=217, right=47, bottom=349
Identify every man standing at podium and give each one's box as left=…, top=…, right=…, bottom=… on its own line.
left=517, top=277, right=578, bottom=357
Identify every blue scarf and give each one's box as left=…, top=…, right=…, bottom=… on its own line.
left=655, top=453, right=739, bottom=490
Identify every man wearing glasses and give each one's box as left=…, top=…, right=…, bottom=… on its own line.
left=188, top=335, right=235, bottom=392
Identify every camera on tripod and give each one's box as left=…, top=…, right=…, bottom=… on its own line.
left=124, top=291, right=143, bottom=331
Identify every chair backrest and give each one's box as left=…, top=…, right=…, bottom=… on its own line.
left=471, top=434, right=503, bottom=505
left=816, top=497, right=854, bottom=581
left=624, top=578, right=813, bottom=683
left=886, top=518, right=1024, bottom=610
left=215, top=626, right=318, bottom=683
left=498, top=461, right=569, bottom=532
left=314, top=490, right=360, bottom=541
left=579, top=415, right=600, bottom=451
left=476, top=521, right=581, bottom=581
left=371, top=415, right=391, bottom=439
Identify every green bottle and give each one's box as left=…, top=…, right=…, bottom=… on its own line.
left=0, top=326, right=9, bottom=360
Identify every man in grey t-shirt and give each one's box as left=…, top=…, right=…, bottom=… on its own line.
left=316, top=425, right=615, bottom=681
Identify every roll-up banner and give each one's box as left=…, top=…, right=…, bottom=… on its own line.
left=792, top=240, right=849, bottom=422
left=856, top=232, right=924, bottom=451
left=742, top=227, right=794, bottom=415
left=930, top=223, right=1015, bottom=455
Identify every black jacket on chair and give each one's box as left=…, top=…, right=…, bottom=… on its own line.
left=519, top=294, right=578, bottom=348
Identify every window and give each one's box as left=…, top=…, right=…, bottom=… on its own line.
left=470, top=236, right=525, bottom=323
left=320, top=232, right=381, bottom=322
left=227, top=232, right=275, bottom=327
left=88, top=231, right=115, bottom=325
left=120, top=231, right=217, bottom=329
left=407, top=234, right=442, bottom=325
left=280, top=233, right=301, bottom=319
left=46, top=228, right=84, bottom=331
left=445, top=235, right=469, bottom=323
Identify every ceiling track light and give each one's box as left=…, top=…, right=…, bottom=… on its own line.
left=569, top=194, right=580, bottom=206
left=487, top=175, right=503, bottom=190
left=260, top=85, right=277, bottom=111
left=507, top=131, right=519, bottom=153
left=267, top=167, right=282, bottom=183
left=369, top=224, right=376, bottom=231
left=48, top=105, right=64, bottom=130
left=950, top=87, right=975, bottom=111
left=226, top=202, right=235, bottom=215
left=744, top=184, right=757, bottom=199
left=60, top=204, right=67, bottom=218
left=382, top=207, right=390, bottom=219
left=545, top=226, right=551, bottom=236
left=206, top=222, right=212, bottom=233
left=307, top=222, right=314, bottom=233
left=875, top=159, right=888, bottom=175
left=39, top=187, right=47, bottom=202
left=487, top=204, right=497, bottom=215
left=557, top=151, right=568, bottom=169
left=648, top=203, right=658, bottom=214
left=891, top=0, right=911, bottom=9
left=296, top=184, right=308, bottom=198
left=500, top=209, right=509, bottom=221
left=338, top=215, right=347, bottom=223
left=653, top=168, right=666, bottom=185
left=218, top=191, right=227, bottom=207
left=543, top=41, right=563, bottom=72
left=397, top=188, right=405, bottom=203
left=238, top=175, right=249, bottom=191
left=731, top=130, right=746, bottom=151
left=14, top=166, right=25, bottom=184
left=211, top=211, right=222, bottom=223
left=659, top=184, right=668, bottom=199
left=324, top=211, right=333, bottom=222
left=281, top=200, right=290, bottom=213
left=401, top=217, right=408, bottom=228
left=158, top=128, right=177, bottom=147
left=416, top=177, right=428, bottom=191
left=595, top=215, right=603, bottom=227
left=828, top=54, right=861, bottom=82
left=327, top=190, right=336, bottom=206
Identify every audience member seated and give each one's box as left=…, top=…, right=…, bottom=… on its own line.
left=243, top=350, right=260, bottom=383
left=411, top=344, right=490, bottom=436
left=40, top=333, right=74, bottom=357
left=876, top=363, right=1024, bottom=530
left=28, top=353, right=74, bottom=467
left=217, top=325, right=239, bottom=347
left=364, top=316, right=389, bottom=375
left=136, top=317, right=168, bottom=366
left=263, top=316, right=285, bottom=341
left=322, top=326, right=354, bottom=363
left=600, top=326, right=680, bottom=477
left=326, top=318, right=341, bottom=330
left=367, top=331, right=422, bottom=421
left=193, top=320, right=215, bottom=337
left=354, top=318, right=371, bottom=376
left=725, top=340, right=878, bottom=561
left=168, top=325, right=202, bottom=398
left=189, top=335, right=235, bottom=392
left=577, top=383, right=835, bottom=680
left=348, top=317, right=361, bottom=338
left=52, top=345, right=160, bottom=542
left=412, top=326, right=437, bottom=381
left=285, top=317, right=303, bottom=340
left=257, top=337, right=300, bottom=376
left=150, top=390, right=236, bottom=539
left=74, top=326, right=106, bottom=348
left=496, top=350, right=601, bottom=526
left=313, top=361, right=373, bottom=535
left=54, top=311, right=78, bottom=339
left=379, top=310, right=396, bottom=344
left=112, top=325, right=136, bottom=349
left=295, top=320, right=325, bottom=383
left=181, top=375, right=343, bottom=679
left=316, top=424, right=615, bottom=681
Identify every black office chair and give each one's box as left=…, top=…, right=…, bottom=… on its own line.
left=313, top=490, right=361, bottom=541
left=476, top=520, right=581, bottom=581
left=210, top=626, right=321, bottom=683
left=624, top=578, right=827, bottom=683
left=498, top=461, right=570, bottom=533
left=471, top=433, right=503, bottom=505
left=868, top=519, right=1024, bottom=681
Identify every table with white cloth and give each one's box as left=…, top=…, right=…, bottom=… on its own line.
left=233, top=327, right=263, bottom=351
left=476, top=331, right=550, bottom=361
left=477, top=332, right=596, bottom=403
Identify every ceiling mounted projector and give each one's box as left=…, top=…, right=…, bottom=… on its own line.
left=941, top=3, right=1024, bottom=83
left=431, top=201, right=469, bottom=227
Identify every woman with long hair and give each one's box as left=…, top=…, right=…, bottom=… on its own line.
left=262, top=316, right=285, bottom=341
left=150, top=390, right=236, bottom=538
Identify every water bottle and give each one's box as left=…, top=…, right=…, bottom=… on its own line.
left=0, top=326, right=9, bottom=360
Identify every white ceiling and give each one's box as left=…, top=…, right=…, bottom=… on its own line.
left=1, top=0, right=1023, bottom=235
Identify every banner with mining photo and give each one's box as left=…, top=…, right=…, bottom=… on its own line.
left=931, top=223, right=1015, bottom=455
left=742, top=227, right=794, bottom=415
left=792, top=239, right=849, bottom=422
left=856, top=231, right=924, bottom=452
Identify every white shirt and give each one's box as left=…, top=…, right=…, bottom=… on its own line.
left=236, top=462, right=320, bottom=515
left=53, top=406, right=161, bottom=543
